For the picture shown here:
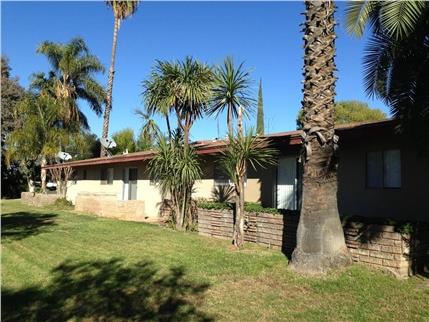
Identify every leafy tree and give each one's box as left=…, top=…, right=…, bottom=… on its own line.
left=6, top=95, right=66, bottom=193
left=219, top=129, right=277, bottom=247
left=256, top=79, right=264, bottom=135
left=345, top=1, right=429, bottom=148
left=1, top=56, right=26, bottom=198
left=207, top=57, right=254, bottom=136
left=1, top=56, right=24, bottom=144
left=34, top=37, right=106, bottom=129
left=290, top=1, right=352, bottom=274
left=296, top=100, right=387, bottom=129
left=101, top=0, right=140, bottom=157
left=112, top=128, right=136, bottom=155
left=148, top=130, right=202, bottom=230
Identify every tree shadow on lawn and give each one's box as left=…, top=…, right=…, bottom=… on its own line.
left=1, top=212, right=57, bottom=242
left=2, top=258, right=213, bottom=322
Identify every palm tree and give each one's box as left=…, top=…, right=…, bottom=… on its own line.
left=289, top=1, right=352, bottom=274
left=175, top=57, right=213, bottom=148
left=345, top=1, right=429, bottom=149
left=135, top=109, right=161, bottom=150
left=219, top=128, right=277, bottom=247
left=101, top=0, right=140, bottom=157
left=142, top=57, right=213, bottom=148
left=142, top=60, right=180, bottom=140
left=207, top=57, right=254, bottom=136
left=35, top=38, right=106, bottom=130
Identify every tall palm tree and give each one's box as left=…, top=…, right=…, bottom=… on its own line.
left=207, top=57, right=254, bottom=136
left=219, top=129, right=277, bottom=247
left=101, top=0, right=140, bottom=157
left=345, top=1, right=429, bottom=149
left=35, top=38, right=106, bottom=130
left=290, top=1, right=352, bottom=274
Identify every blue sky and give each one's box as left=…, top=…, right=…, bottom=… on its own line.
left=1, top=1, right=387, bottom=141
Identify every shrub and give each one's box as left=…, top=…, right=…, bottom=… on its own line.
left=53, top=198, right=74, bottom=210
left=197, top=200, right=280, bottom=214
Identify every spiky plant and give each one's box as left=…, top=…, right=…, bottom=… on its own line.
left=219, top=128, right=277, bottom=247
left=148, top=129, right=202, bottom=230
left=207, top=57, right=254, bottom=136
left=290, top=1, right=352, bottom=274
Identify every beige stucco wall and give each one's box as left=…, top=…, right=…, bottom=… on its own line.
left=66, top=156, right=278, bottom=219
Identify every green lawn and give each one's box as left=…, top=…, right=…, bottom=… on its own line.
left=2, top=199, right=428, bottom=321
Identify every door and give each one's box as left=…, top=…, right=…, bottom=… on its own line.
left=128, top=168, right=138, bottom=200
left=277, top=156, right=297, bottom=210
left=122, top=168, right=138, bottom=200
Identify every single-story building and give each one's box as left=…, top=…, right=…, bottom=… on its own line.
left=43, top=119, right=429, bottom=223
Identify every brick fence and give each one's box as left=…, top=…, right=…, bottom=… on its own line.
left=198, top=208, right=429, bottom=278
left=21, top=192, right=58, bottom=207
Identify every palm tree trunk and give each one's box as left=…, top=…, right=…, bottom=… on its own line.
left=165, top=114, right=172, bottom=140
left=40, top=156, right=47, bottom=194
left=237, top=105, right=243, bottom=136
left=227, top=104, right=233, bottom=136
left=233, top=177, right=245, bottom=247
left=290, top=0, right=352, bottom=274
left=101, top=16, right=120, bottom=157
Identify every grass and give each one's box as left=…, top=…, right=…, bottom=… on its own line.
left=2, top=199, right=429, bottom=321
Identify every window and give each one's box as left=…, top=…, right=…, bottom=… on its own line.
left=213, top=165, right=247, bottom=186
left=214, top=165, right=232, bottom=186
left=100, top=168, right=114, bottom=185
left=83, top=169, right=87, bottom=180
left=366, top=150, right=401, bottom=188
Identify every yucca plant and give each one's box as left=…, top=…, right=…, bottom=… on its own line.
left=148, top=129, right=202, bottom=230
left=219, top=128, right=277, bottom=247
left=207, top=57, right=254, bottom=136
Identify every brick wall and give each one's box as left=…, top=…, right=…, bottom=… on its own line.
left=197, top=208, right=428, bottom=278
left=75, top=193, right=154, bottom=222
left=21, top=192, right=58, bottom=207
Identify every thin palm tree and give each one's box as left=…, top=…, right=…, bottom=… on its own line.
left=207, top=57, right=254, bottom=136
left=219, top=128, right=277, bottom=247
left=101, top=0, right=140, bottom=156
left=35, top=38, right=106, bottom=130
left=290, top=1, right=352, bottom=274
left=345, top=1, right=429, bottom=148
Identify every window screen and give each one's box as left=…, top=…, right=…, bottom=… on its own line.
left=214, top=165, right=231, bottom=186
left=101, top=168, right=114, bottom=185
left=366, top=151, right=383, bottom=188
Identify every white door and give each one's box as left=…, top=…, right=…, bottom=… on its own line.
left=277, top=156, right=297, bottom=210
left=122, top=168, right=129, bottom=200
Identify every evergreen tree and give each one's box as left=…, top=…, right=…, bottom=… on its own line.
left=256, top=79, right=264, bottom=135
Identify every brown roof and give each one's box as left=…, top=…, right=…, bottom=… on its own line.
left=43, top=119, right=394, bottom=170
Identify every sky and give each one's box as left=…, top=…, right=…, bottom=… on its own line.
left=1, top=1, right=388, bottom=141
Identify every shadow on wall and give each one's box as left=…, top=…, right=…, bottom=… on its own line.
left=1, top=212, right=57, bottom=242
left=2, top=258, right=213, bottom=322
